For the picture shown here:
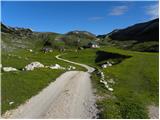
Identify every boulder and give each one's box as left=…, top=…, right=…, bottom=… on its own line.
left=3, top=67, right=18, bottom=72
left=23, top=62, right=44, bottom=71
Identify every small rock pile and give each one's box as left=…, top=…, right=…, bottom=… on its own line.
left=97, top=70, right=114, bottom=92
left=2, top=61, right=77, bottom=72
left=101, top=61, right=112, bottom=68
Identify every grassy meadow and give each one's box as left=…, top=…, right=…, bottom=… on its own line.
left=1, top=49, right=85, bottom=114
left=62, top=46, right=159, bottom=119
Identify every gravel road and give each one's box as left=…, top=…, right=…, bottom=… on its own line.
left=3, top=55, right=98, bottom=119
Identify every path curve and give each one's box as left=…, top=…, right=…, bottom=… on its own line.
left=55, top=54, right=95, bottom=73
left=3, top=54, right=97, bottom=119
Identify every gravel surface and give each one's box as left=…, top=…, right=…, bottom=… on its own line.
left=148, top=105, right=159, bottom=119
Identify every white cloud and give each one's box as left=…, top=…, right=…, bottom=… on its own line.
left=109, top=6, right=128, bottom=16
left=146, top=4, right=159, bottom=19
left=88, top=16, right=104, bottom=21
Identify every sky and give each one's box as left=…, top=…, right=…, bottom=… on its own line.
left=1, top=1, right=159, bottom=35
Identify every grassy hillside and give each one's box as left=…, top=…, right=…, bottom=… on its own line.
left=1, top=49, right=86, bottom=114
left=1, top=21, right=158, bottom=118
left=62, top=46, right=158, bottom=118
left=97, top=18, right=159, bottom=52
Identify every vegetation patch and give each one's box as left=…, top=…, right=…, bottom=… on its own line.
left=63, top=46, right=158, bottom=119
left=1, top=50, right=86, bottom=114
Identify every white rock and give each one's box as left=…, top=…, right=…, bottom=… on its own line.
left=29, top=49, right=33, bottom=52
left=102, top=62, right=112, bottom=68
left=9, top=101, right=14, bottom=105
left=45, top=66, right=49, bottom=68
left=108, top=88, right=114, bottom=91
left=100, top=80, right=103, bottom=83
left=105, top=84, right=109, bottom=88
left=24, top=62, right=44, bottom=71
left=3, top=67, right=18, bottom=72
left=108, top=63, right=112, bottom=66
left=50, top=64, right=61, bottom=69
left=71, top=66, right=76, bottom=70
left=68, top=68, right=71, bottom=70
left=67, top=66, right=76, bottom=70
left=103, top=81, right=108, bottom=85
left=100, top=72, right=104, bottom=75
left=50, top=64, right=65, bottom=70
left=102, top=64, right=108, bottom=68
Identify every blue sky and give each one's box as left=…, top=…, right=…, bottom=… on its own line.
left=1, top=1, right=159, bottom=35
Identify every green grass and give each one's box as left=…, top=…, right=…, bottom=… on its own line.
left=62, top=47, right=159, bottom=119
left=1, top=49, right=86, bottom=114
left=2, top=69, right=63, bottom=113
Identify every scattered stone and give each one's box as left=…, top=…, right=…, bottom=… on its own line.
left=98, top=70, right=114, bottom=92
left=29, top=49, right=33, bottom=52
left=49, top=64, right=65, bottom=70
left=67, top=66, right=76, bottom=70
left=3, top=67, right=18, bottom=72
left=101, top=61, right=112, bottom=68
left=50, top=64, right=61, bottom=69
left=23, top=62, right=44, bottom=71
left=108, top=88, right=114, bottom=91
left=105, top=84, right=109, bottom=88
left=9, top=101, right=14, bottom=105
left=45, top=66, right=49, bottom=68
left=102, top=64, right=108, bottom=68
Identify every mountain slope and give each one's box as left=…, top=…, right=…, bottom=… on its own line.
left=108, top=18, right=159, bottom=42
left=98, top=18, right=159, bottom=52
left=1, top=23, right=61, bottom=52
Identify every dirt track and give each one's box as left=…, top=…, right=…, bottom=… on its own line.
left=3, top=55, right=98, bottom=118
